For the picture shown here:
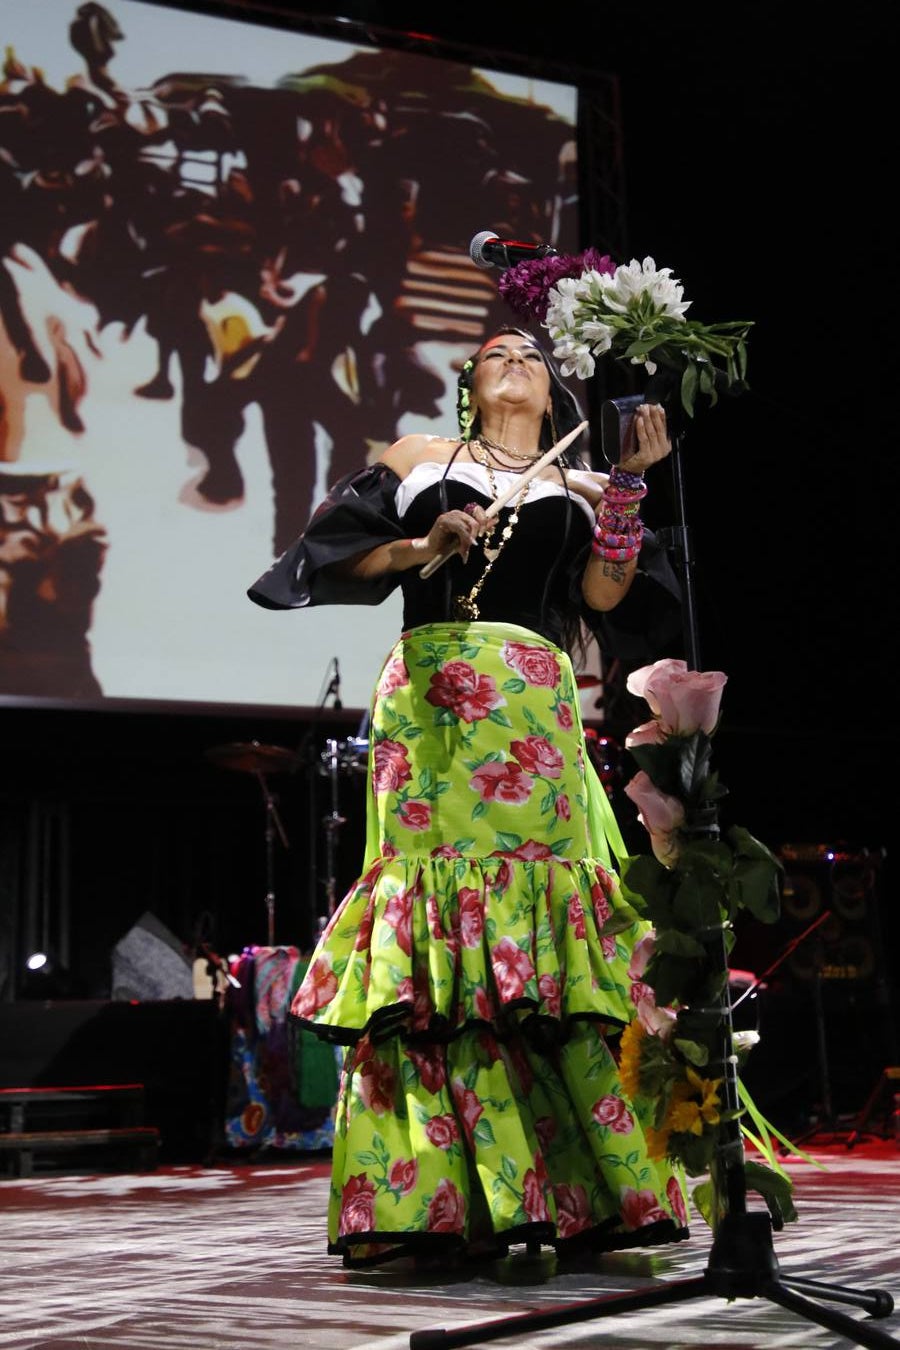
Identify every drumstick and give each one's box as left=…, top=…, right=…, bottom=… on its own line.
left=418, top=420, right=589, bottom=579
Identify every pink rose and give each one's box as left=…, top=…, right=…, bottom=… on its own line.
left=568, top=893, right=587, bottom=939
left=510, top=734, right=565, bottom=779
left=628, top=932, right=656, bottom=980
left=427, top=1178, right=466, bottom=1233
left=591, top=1094, right=635, bottom=1133
left=291, top=955, right=337, bottom=1017
left=450, top=1081, right=484, bottom=1144
left=469, top=760, right=533, bottom=804
left=398, top=799, right=431, bottom=831
left=491, top=935, right=535, bottom=1000
left=430, top=844, right=462, bottom=858
left=389, top=1158, right=419, bottom=1195
left=377, top=654, right=410, bottom=698
left=624, top=771, right=685, bottom=853
left=372, top=739, right=412, bottom=794
left=624, top=719, right=665, bottom=749
left=425, top=1113, right=459, bottom=1149
left=405, top=1046, right=447, bottom=1094
left=555, top=793, right=571, bottom=821
left=523, top=1167, right=551, bottom=1222
left=357, top=1055, right=396, bottom=1115
left=457, top=886, right=485, bottom=948
left=501, top=641, right=561, bottom=687
left=620, top=1186, right=669, bottom=1230
left=339, top=1174, right=376, bottom=1235
left=555, top=702, right=574, bottom=730
left=537, top=971, right=561, bottom=1016
left=384, top=884, right=415, bottom=957
left=667, top=1175, right=689, bottom=1228
left=425, top=661, right=506, bottom=722
left=494, top=839, right=554, bottom=861
left=554, top=1182, right=591, bottom=1239
left=626, top=658, right=727, bottom=735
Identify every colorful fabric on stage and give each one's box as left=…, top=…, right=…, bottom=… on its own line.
left=291, top=622, right=689, bottom=1263
left=224, top=945, right=338, bottom=1153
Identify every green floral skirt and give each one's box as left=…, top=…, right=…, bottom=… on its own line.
left=292, top=621, right=689, bottom=1265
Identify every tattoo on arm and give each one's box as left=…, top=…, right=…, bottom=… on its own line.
left=601, top=559, right=628, bottom=585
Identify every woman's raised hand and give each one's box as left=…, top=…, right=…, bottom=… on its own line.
left=420, top=504, right=488, bottom=565
left=619, top=402, right=672, bottom=476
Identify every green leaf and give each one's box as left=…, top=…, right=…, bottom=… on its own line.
left=681, top=361, right=699, bottom=417
left=742, top=1158, right=798, bottom=1227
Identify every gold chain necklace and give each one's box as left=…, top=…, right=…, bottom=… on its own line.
left=453, top=450, right=532, bottom=621
left=476, top=432, right=542, bottom=464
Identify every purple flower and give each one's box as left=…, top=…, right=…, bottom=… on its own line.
left=497, top=248, right=616, bottom=321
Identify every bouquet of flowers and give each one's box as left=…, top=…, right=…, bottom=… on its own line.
left=613, top=658, right=805, bottom=1228
left=497, top=248, right=753, bottom=417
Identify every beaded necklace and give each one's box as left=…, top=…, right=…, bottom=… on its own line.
left=476, top=432, right=542, bottom=465
left=453, top=446, right=533, bottom=621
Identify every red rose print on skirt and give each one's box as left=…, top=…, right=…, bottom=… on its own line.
left=554, top=1182, right=591, bottom=1238
left=469, top=760, right=533, bottom=804
left=377, top=653, right=410, bottom=698
left=426, top=660, right=506, bottom=722
left=291, top=954, right=338, bottom=1017
left=405, top=1046, right=447, bottom=1094
left=427, top=1178, right=466, bottom=1233
left=389, top=1158, right=419, bottom=1195
left=339, top=1174, right=377, bottom=1235
left=501, top=641, right=562, bottom=687
left=591, top=1094, right=635, bottom=1134
left=620, top=1187, right=669, bottom=1230
left=510, top=734, right=565, bottom=779
left=373, top=739, right=412, bottom=793
left=425, top=1113, right=460, bottom=1149
left=398, top=799, right=431, bottom=831
left=491, top=935, right=536, bottom=1000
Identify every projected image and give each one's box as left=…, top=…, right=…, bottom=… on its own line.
left=0, top=0, right=580, bottom=710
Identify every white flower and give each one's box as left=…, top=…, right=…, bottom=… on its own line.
left=597, top=256, right=691, bottom=321
left=732, top=1030, right=760, bottom=1053
left=553, top=339, right=595, bottom=380
left=581, top=319, right=614, bottom=353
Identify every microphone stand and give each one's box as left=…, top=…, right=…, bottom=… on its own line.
left=410, top=406, right=897, bottom=1349
left=294, top=658, right=344, bottom=943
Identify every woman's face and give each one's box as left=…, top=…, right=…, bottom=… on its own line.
left=471, top=334, right=551, bottom=419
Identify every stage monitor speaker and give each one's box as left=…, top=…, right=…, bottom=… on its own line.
left=731, top=845, right=893, bottom=1125
left=111, top=911, right=194, bottom=1001
left=731, top=845, right=885, bottom=990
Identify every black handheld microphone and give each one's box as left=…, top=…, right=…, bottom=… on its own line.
left=331, top=657, right=342, bottom=710
left=469, top=230, right=560, bottom=271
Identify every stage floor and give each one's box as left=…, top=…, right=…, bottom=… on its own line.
left=3, top=1137, right=900, bottom=1349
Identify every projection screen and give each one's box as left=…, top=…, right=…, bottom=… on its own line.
left=0, top=0, right=583, bottom=712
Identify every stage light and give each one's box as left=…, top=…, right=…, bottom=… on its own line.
left=21, top=949, right=77, bottom=998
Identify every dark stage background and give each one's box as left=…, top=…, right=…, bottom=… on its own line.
left=1, top=0, right=896, bottom=1136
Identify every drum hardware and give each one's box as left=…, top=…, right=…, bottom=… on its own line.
left=205, top=740, right=292, bottom=945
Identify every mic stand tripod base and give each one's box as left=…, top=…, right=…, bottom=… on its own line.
left=410, top=1209, right=896, bottom=1350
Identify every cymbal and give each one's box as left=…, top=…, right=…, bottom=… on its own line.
left=206, top=740, right=297, bottom=774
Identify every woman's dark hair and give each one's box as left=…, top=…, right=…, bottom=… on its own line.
left=456, top=326, right=587, bottom=466
left=456, top=325, right=592, bottom=660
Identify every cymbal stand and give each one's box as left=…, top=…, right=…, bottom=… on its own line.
left=320, top=738, right=347, bottom=923
left=253, top=770, right=289, bottom=947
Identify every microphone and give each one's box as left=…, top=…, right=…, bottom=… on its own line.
left=330, top=657, right=342, bottom=710
left=469, top=230, right=559, bottom=271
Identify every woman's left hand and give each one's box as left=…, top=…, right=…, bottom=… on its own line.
left=618, top=402, right=672, bottom=476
